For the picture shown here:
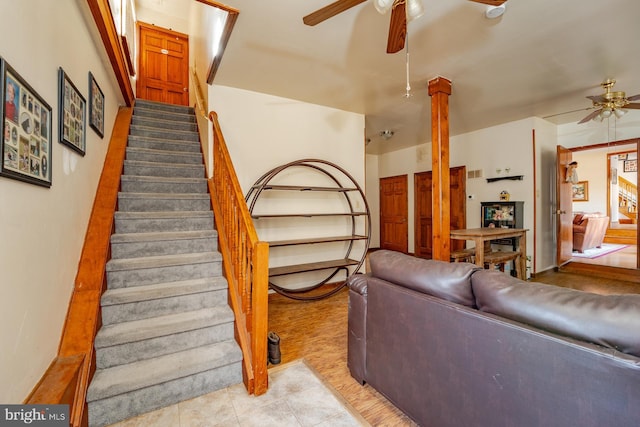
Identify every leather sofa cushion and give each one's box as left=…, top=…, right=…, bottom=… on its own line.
left=472, top=270, right=640, bottom=357
left=369, top=250, right=479, bottom=307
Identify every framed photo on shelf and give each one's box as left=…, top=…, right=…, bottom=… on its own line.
left=571, top=181, right=589, bottom=202
left=88, top=72, right=104, bottom=138
left=58, top=67, right=86, bottom=156
left=0, top=57, right=52, bottom=187
left=624, top=159, right=637, bottom=173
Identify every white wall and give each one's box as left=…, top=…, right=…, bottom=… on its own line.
left=0, top=0, right=123, bottom=402
left=209, top=85, right=366, bottom=286
left=188, top=2, right=227, bottom=176
left=375, top=118, right=540, bottom=273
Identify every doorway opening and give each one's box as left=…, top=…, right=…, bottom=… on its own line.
left=566, top=139, right=639, bottom=270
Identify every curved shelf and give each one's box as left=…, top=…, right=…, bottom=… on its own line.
left=246, top=159, right=371, bottom=300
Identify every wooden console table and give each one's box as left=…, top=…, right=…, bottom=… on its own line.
left=450, top=228, right=528, bottom=278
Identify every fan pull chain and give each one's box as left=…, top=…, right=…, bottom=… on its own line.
left=404, top=31, right=411, bottom=98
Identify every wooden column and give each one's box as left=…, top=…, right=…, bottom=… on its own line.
left=428, top=77, right=452, bottom=261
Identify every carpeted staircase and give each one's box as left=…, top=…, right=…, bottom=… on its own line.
left=86, top=99, right=242, bottom=427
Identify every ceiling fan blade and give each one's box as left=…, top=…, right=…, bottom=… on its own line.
left=586, top=95, right=606, bottom=103
left=625, top=103, right=640, bottom=110
left=386, top=0, right=407, bottom=54
left=627, top=94, right=640, bottom=102
left=468, top=0, right=507, bottom=6
left=303, top=0, right=367, bottom=26
left=578, top=108, right=603, bottom=124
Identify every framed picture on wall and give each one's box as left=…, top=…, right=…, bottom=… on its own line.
left=0, top=57, right=53, bottom=187
left=88, top=72, right=104, bottom=138
left=572, top=181, right=589, bottom=202
left=624, top=159, right=637, bottom=173
left=58, top=67, right=86, bottom=156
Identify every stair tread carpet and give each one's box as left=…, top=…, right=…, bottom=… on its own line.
left=126, top=146, right=203, bottom=161
left=95, top=306, right=234, bottom=348
left=101, top=277, right=227, bottom=306
left=106, top=251, right=221, bottom=272
left=111, top=229, right=216, bottom=244
left=87, top=341, right=242, bottom=402
left=133, top=107, right=196, bottom=123
left=118, top=192, right=211, bottom=201
left=127, top=135, right=202, bottom=152
left=123, top=159, right=204, bottom=171
left=114, top=210, right=213, bottom=220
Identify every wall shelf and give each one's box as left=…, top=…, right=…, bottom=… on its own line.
left=486, top=175, right=524, bottom=183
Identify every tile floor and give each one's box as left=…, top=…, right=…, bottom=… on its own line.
left=107, top=359, right=369, bottom=427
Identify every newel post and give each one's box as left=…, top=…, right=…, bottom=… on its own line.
left=428, top=76, right=452, bottom=261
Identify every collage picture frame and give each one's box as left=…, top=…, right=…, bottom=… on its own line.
left=88, top=72, right=104, bottom=138
left=58, top=67, right=86, bottom=156
left=0, top=57, right=53, bottom=187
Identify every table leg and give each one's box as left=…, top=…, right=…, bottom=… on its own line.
left=518, top=232, right=527, bottom=279
left=474, top=237, right=485, bottom=268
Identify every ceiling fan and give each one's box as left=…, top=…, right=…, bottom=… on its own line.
left=303, top=0, right=506, bottom=54
left=578, top=79, right=640, bottom=124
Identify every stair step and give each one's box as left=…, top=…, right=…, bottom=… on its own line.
left=114, top=211, right=214, bottom=233
left=131, top=115, right=198, bottom=132
left=127, top=135, right=201, bottom=153
left=134, top=99, right=194, bottom=115
left=95, top=306, right=235, bottom=368
left=117, top=192, right=211, bottom=212
left=126, top=146, right=203, bottom=165
left=110, top=230, right=217, bottom=259
left=120, top=175, right=207, bottom=194
left=129, top=124, right=199, bottom=142
left=101, top=277, right=227, bottom=306
left=124, top=159, right=205, bottom=178
left=133, top=106, right=196, bottom=123
left=87, top=341, right=242, bottom=427
left=106, top=252, right=222, bottom=289
left=101, top=277, right=227, bottom=324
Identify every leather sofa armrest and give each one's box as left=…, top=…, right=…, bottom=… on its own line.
left=346, top=273, right=371, bottom=384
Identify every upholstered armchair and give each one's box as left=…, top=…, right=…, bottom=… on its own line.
left=573, top=213, right=609, bottom=253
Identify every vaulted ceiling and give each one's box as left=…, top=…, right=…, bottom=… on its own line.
left=136, top=0, right=640, bottom=154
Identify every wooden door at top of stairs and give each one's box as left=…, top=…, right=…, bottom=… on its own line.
left=137, top=22, right=189, bottom=106
left=557, top=145, right=574, bottom=266
left=414, top=166, right=466, bottom=259
left=380, top=175, right=408, bottom=253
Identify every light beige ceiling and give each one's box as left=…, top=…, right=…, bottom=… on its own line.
left=136, top=0, right=640, bottom=155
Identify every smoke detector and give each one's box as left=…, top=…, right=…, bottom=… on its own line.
left=485, top=4, right=506, bottom=19
left=380, top=130, right=394, bottom=140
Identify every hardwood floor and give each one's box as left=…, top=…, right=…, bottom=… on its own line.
left=267, top=264, right=640, bottom=426
left=570, top=244, right=637, bottom=269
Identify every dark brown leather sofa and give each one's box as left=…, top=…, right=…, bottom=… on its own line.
left=347, top=250, right=640, bottom=427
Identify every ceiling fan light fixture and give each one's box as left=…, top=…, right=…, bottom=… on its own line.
left=407, top=0, right=425, bottom=21
left=485, top=4, right=506, bottom=19
left=374, top=0, right=394, bottom=14
left=614, top=108, right=627, bottom=119
left=600, top=108, right=612, bottom=119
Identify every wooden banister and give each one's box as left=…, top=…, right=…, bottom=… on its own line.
left=25, top=107, right=132, bottom=427
left=208, top=111, right=269, bottom=395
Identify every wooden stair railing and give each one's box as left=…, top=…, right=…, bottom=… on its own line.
left=208, top=111, right=269, bottom=395
left=25, top=107, right=133, bottom=427
left=618, top=176, right=637, bottom=222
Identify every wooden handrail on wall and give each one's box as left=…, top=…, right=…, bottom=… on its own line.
left=25, top=107, right=133, bottom=427
left=208, top=111, right=269, bottom=395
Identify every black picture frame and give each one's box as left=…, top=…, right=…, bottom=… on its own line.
left=58, top=67, right=86, bottom=156
left=624, top=159, right=637, bottom=173
left=0, top=57, right=52, bottom=187
left=88, top=72, right=104, bottom=138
